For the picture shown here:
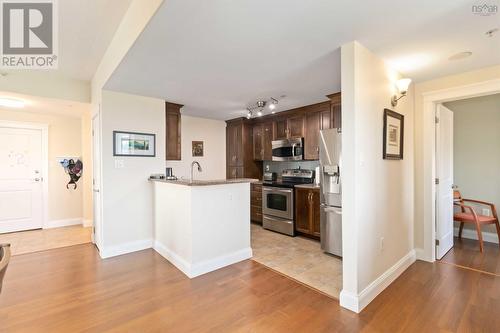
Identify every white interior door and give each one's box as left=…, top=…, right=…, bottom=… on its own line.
left=0, top=126, right=43, bottom=233
left=436, top=104, right=454, bottom=259
left=92, top=113, right=102, bottom=249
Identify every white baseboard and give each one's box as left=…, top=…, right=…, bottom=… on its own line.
left=99, top=239, right=153, bottom=259
left=340, top=249, right=416, bottom=313
left=154, top=240, right=253, bottom=278
left=45, top=218, right=83, bottom=229
left=83, top=219, right=93, bottom=227
left=414, top=248, right=429, bottom=261
left=453, top=227, right=499, bottom=244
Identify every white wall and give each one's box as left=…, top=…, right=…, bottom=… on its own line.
left=340, top=41, right=414, bottom=312
left=100, top=90, right=165, bottom=257
left=166, top=115, right=226, bottom=180
left=0, top=108, right=86, bottom=224
left=444, top=94, right=500, bottom=235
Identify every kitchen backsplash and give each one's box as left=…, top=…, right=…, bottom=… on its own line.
left=263, top=160, right=320, bottom=175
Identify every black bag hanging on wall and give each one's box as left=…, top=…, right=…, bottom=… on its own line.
left=64, top=159, right=83, bottom=189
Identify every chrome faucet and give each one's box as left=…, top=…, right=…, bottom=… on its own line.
left=190, top=161, right=202, bottom=182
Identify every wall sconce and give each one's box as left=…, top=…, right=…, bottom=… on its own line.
left=391, top=78, right=412, bottom=107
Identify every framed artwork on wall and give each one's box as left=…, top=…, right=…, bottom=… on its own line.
left=113, top=131, right=156, bottom=157
left=192, top=141, right=204, bottom=157
left=383, top=109, right=404, bottom=160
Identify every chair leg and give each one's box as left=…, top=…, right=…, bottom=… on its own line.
left=475, top=223, right=484, bottom=253
left=494, top=220, right=500, bottom=248
left=458, top=222, right=464, bottom=239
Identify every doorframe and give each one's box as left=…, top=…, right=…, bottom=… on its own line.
left=421, top=78, right=500, bottom=262
left=91, top=109, right=103, bottom=251
left=0, top=120, right=49, bottom=229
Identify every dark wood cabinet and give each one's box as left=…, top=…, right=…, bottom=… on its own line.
left=262, top=122, right=273, bottom=160
left=227, top=93, right=340, bottom=174
left=226, top=119, right=262, bottom=179
left=274, top=118, right=288, bottom=140
left=253, top=122, right=273, bottom=161
left=251, top=183, right=263, bottom=223
left=165, top=102, right=182, bottom=160
left=304, top=102, right=332, bottom=160
left=274, top=114, right=304, bottom=140
left=295, top=187, right=321, bottom=238
left=253, top=124, right=264, bottom=160
left=287, top=114, right=305, bottom=139
left=327, top=92, right=342, bottom=129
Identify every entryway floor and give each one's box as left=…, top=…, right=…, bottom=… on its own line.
left=251, top=223, right=342, bottom=298
left=439, top=237, right=500, bottom=276
left=0, top=225, right=92, bottom=256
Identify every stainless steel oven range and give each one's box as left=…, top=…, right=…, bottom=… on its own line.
left=262, top=168, right=314, bottom=236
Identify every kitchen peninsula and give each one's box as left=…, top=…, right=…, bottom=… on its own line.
left=151, top=178, right=257, bottom=278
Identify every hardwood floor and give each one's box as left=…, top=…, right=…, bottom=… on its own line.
left=440, top=237, right=500, bottom=276
left=0, top=244, right=499, bottom=332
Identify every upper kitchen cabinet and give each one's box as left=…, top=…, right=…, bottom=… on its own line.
left=165, top=102, right=182, bottom=160
left=327, top=92, right=342, bottom=129
left=253, top=121, right=273, bottom=161
left=226, top=118, right=262, bottom=179
left=304, top=101, right=331, bottom=160
left=273, top=113, right=304, bottom=140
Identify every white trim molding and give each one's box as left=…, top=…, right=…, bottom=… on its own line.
left=420, top=78, right=500, bottom=263
left=154, top=240, right=252, bottom=279
left=99, top=239, right=153, bottom=259
left=340, top=250, right=416, bottom=313
left=453, top=227, right=499, bottom=244
left=46, top=218, right=83, bottom=229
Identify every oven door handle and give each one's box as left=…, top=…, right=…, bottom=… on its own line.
left=262, top=188, right=292, bottom=193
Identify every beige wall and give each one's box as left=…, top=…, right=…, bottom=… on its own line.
left=341, top=41, right=414, bottom=311
left=0, top=108, right=91, bottom=223
left=414, top=65, right=500, bottom=250
left=444, top=94, right=500, bottom=234
left=166, top=115, right=226, bottom=180
left=100, top=90, right=165, bottom=255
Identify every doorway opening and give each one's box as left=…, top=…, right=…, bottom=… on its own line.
left=250, top=158, right=343, bottom=299
left=435, top=93, right=500, bottom=275
left=0, top=92, right=93, bottom=256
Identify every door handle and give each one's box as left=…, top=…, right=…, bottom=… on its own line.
left=93, top=189, right=100, bottom=193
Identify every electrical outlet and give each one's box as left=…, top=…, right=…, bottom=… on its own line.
left=482, top=208, right=491, bottom=216
left=380, top=237, right=385, bottom=252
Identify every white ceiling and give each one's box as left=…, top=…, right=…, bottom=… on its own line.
left=105, top=0, right=500, bottom=120
left=2, top=0, right=132, bottom=81
left=0, top=91, right=90, bottom=118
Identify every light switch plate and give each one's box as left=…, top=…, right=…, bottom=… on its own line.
left=114, top=159, right=124, bottom=169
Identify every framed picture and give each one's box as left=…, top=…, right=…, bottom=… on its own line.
left=192, top=141, right=204, bottom=157
left=113, top=131, right=156, bottom=157
left=383, top=109, right=404, bottom=160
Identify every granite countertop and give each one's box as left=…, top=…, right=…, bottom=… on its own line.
left=149, top=178, right=259, bottom=186
left=294, top=183, right=321, bottom=190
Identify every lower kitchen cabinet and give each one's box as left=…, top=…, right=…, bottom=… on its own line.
left=295, top=187, right=320, bottom=238
left=251, top=183, right=263, bottom=223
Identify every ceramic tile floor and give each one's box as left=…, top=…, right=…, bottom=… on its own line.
left=251, top=223, right=342, bottom=298
left=0, top=225, right=92, bottom=256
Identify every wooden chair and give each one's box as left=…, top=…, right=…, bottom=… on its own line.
left=0, top=243, right=11, bottom=294
left=453, top=191, right=500, bottom=252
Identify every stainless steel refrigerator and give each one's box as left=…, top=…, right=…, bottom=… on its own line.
left=319, top=128, right=342, bottom=256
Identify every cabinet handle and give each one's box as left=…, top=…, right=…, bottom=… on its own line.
left=316, top=147, right=319, bottom=153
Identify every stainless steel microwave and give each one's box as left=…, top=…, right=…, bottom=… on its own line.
left=271, top=138, right=303, bottom=161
